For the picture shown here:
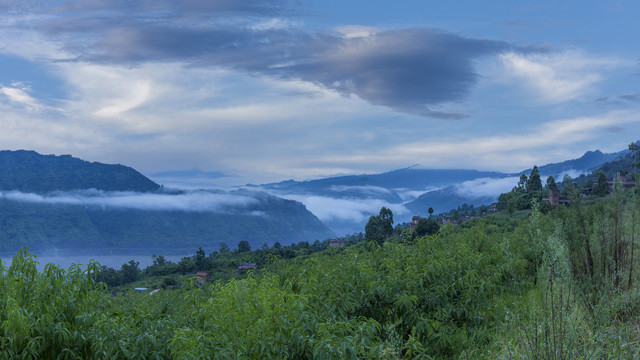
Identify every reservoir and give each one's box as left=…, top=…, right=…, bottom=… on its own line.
left=0, top=253, right=188, bottom=272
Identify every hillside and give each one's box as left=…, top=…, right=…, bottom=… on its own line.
left=0, top=150, right=160, bottom=193
left=522, top=148, right=629, bottom=178
left=0, top=151, right=334, bottom=254
left=404, top=185, right=497, bottom=215
left=250, top=149, right=632, bottom=234
left=253, top=167, right=510, bottom=197
left=4, top=186, right=640, bottom=358
left=0, top=189, right=334, bottom=254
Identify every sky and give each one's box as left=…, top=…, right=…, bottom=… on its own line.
left=1, top=0, right=639, bottom=186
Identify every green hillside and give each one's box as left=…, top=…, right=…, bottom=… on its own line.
left=0, top=151, right=334, bottom=253
left=0, top=150, right=160, bottom=193
left=2, top=183, right=639, bottom=358
left=0, top=190, right=334, bottom=254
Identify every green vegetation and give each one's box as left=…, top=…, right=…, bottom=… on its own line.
left=2, top=166, right=640, bottom=358
left=0, top=150, right=335, bottom=253
left=0, top=150, right=160, bottom=193
left=497, top=166, right=548, bottom=215
left=364, top=206, right=394, bottom=244
left=0, top=192, right=334, bottom=254
left=572, top=145, right=638, bottom=187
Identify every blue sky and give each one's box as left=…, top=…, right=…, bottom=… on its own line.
left=0, top=0, right=639, bottom=185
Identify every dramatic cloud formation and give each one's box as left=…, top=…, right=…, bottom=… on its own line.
left=1, top=1, right=512, bottom=117
left=0, top=0, right=639, bottom=184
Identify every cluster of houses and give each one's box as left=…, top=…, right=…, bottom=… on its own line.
left=410, top=202, right=499, bottom=227
left=543, top=174, right=636, bottom=205
left=409, top=175, right=636, bottom=226
left=237, top=261, right=258, bottom=271
left=328, top=238, right=346, bottom=247
left=581, top=174, right=636, bottom=197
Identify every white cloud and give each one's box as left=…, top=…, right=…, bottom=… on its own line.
left=329, top=185, right=392, bottom=195
left=0, top=189, right=260, bottom=213
left=455, top=176, right=520, bottom=198
left=333, top=25, right=381, bottom=39
left=394, top=187, right=443, bottom=202
left=370, top=110, right=640, bottom=172
left=282, top=194, right=407, bottom=223
left=0, top=10, right=637, bottom=185
left=499, top=50, right=623, bottom=104
left=0, top=83, right=43, bottom=111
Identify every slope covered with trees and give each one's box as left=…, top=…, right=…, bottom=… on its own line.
left=0, top=150, right=160, bottom=193
left=0, top=151, right=335, bottom=253
left=0, top=190, right=334, bottom=254
left=3, top=178, right=640, bottom=358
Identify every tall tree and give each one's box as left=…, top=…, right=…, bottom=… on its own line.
left=120, top=260, right=140, bottom=283
left=428, top=207, right=434, bottom=217
left=630, top=142, right=639, bottom=189
left=546, top=175, right=558, bottom=191
left=415, top=218, right=439, bottom=237
left=594, top=171, right=609, bottom=196
left=237, top=240, right=251, bottom=252
left=195, top=247, right=207, bottom=269
left=365, top=207, right=394, bottom=244
left=526, top=165, right=542, bottom=192
left=517, top=174, right=528, bottom=190
left=152, top=254, right=166, bottom=267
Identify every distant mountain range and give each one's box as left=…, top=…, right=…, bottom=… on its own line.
left=527, top=149, right=631, bottom=178
left=250, top=144, right=636, bottom=235
left=0, top=151, right=333, bottom=254
left=4, top=143, right=632, bottom=251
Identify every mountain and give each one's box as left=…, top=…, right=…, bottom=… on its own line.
left=0, top=150, right=160, bottom=193
left=522, top=149, right=629, bottom=178
left=572, top=146, right=638, bottom=186
left=251, top=167, right=513, bottom=235
left=150, top=167, right=228, bottom=180
left=252, top=144, right=638, bottom=236
left=404, top=185, right=497, bottom=215
left=253, top=167, right=510, bottom=197
left=0, top=189, right=334, bottom=255
left=0, top=151, right=333, bottom=254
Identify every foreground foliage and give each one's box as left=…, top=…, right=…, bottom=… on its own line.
left=2, top=189, right=640, bottom=358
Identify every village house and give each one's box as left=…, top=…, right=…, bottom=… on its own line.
left=542, top=190, right=570, bottom=206
left=489, top=203, right=498, bottom=213
left=329, top=238, right=346, bottom=247
left=238, top=261, right=258, bottom=271
left=410, top=215, right=421, bottom=231
left=437, top=217, right=459, bottom=225
left=607, top=174, right=636, bottom=189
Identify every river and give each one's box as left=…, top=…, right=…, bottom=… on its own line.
left=0, top=253, right=189, bottom=272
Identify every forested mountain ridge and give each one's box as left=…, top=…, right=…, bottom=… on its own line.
left=0, top=189, right=334, bottom=254
left=252, top=167, right=510, bottom=197
left=522, top=148, right=630, bottom=178
left=0, top=150, right=160, bottom=193
left=0, top=151, right=334, bottom=254
left=246, top=145, right=634, bottom=235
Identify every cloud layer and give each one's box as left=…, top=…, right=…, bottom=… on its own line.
left=0, top=189, right=260, bottom=213
left=2, top=1, right=512, bottom=117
